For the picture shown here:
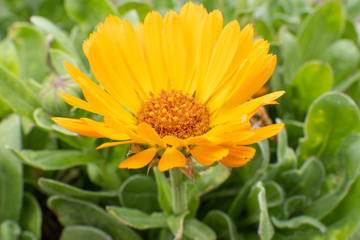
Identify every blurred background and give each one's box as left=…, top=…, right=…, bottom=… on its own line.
left=0, top=0, right=360, bottom=240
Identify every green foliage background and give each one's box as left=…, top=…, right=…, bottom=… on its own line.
left=1, top=0, right=360, bottom=239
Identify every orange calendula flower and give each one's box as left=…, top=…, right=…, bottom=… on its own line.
left=52, top=2, right=284, bottom=172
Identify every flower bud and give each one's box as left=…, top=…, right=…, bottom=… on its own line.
left=39, top=75, right=81, bottom=116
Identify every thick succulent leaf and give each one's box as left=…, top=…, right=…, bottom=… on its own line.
left=107, top=206, right=168, bottom=230
left=272, top=215, right=326, bottom=233
left=119, top=175, right=160, bottom=213
left=0, top=114, right=23, bottom=222
left=12, top=149, right=101, bottom=170
left=153, top=168, right=173, bottom=214
left=183, top=219, right=216, bottom=240
left=298, top=1, right=344, bottom=61
left=0, top=65, right=39, bottom=118
left=38, top=178, right=117, bottom=198
left=48, top=196, right=141, bottom=240
left=287, top=61, right=333, bottom=119
left=204, top=210, right=241, bottom=240
left=298, top=92, right=360, bottom=169
left=60, top=225, right=112, bottom=240
left=19, top=192, right=42, bottom=239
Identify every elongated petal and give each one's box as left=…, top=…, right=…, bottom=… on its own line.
left=158, top=147, right=186, bottom=171
left=96, top=140, right=134, bottom=150
left=136, top=123, right=165, bottom=147
left=119, top=147, right=158, bottom=169
left=237, top=123, right=284, bottom=145
left=190, top=145, right=229, bottom=166
left=51, top=117, right=103, bottom=138
left=220, top=146, right=256, bottom=167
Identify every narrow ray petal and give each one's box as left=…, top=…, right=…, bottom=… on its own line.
left=51, top=117, right=103, bottom=138
left=237, top=123, right=284, bottom=145
left=119, top=147, right=158, bottom=169
left=96, top=140, right=135, bottom=150
left=220, top=146, right=256, bottom=167
left=158, top=147, right=186, bottom=171
left=190, top=145, right=229, bottom=166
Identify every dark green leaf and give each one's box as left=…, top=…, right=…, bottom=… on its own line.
left=298, top=92, right=360, bottom=168
left=298, top=1, right=344, bottom=61
left=0, top=65, right=40, bottom=118
left=0, top=114, right=23, bottom=222
left=204, top=210, right=240, bottom=240
left=19, top=192, right=42, bottom=239
left=272, top=215, right=326, bottom=233
left=48, top=196, right=141, bottom=240
left=183, top=219, right=216, bottom=240
left=288, top=61, right=333, bottom=118
left=257, top=182, right=274, bottom=240
left=9, top=22, right=48, bottom=81
left=320, top=39, right=360, bottom=85
left=38, top=178, right=117, bottom=198
left=12, top=149, right=101, bottom=170
left=107, top=206, right=168, bottom=230
left=119, top=174, right=160, bottom=213
left=60, top=225, right=112, bottom=240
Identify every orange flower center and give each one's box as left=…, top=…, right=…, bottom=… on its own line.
left=137, top=90, right=209, bottom=139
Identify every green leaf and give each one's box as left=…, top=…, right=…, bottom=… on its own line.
left=271, top=215, right=326, bottom=233
left=9, top=22, right=48, bottom=81
left=167, top=211, right=188, bottom=238
left=0, top=220, right=21, bottom=240
left=303, top=133, right=360, bottom=219
left=264, top=181, right=284, bottom=208
left=38, top=178, right=117, bottom=199
left=283, top=195, right=307, bottom=218
left=183, top=219, right=216, bottom=240
left=187, top=164, right=230, bottom=217
left=281, top=157, right=325, bottom=199
left=30, top=16, right=77, bottom=57
left=49, top=49, right=78, bottom=75
left=19, top=192, right=42, bottom=239
left=298, top=92, right=360, bottom=168
left=229, top=140, right=270, bottom=219
left=281, top=31, right=301, bottom=82
left=64, top=0, right=117, bottom=31
left=298, top=1, right=344, bottom=61
left=0, top=114, right=23, bottom=222
left=257, top=182, right=274, bottom=240
left=288, top=61, right=333, bottom=119
left=119, top=175, right=160, bottom=213
left=107, top=206, right=168, bottom=230
left=12, top=149, right=101, bottom=170
left=204, top=210, right=240, bottom=240
left=0, top=38, right=19, bottom=75
left=19, top=231, right=37, bottom=240
left=118, top=1, right=151, bottom=22
left=0, top=65, right=40, bottom=118
left=154, top=168, right=173, bottom=214
left=320, top=39, right=360, bottom=85
left=48, top=196, right=141, bottom=240
left=60, top=225, right=112, bottom=240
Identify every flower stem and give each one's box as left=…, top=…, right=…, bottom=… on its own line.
left=170, top=168, right=187, bottom=214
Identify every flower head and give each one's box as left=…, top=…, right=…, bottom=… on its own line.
left=52, top=2, right=284, bottom=172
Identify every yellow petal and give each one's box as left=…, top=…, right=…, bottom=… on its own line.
left=162, top=11, right=186, bottom=91
left=64, top=62, right=135, bottom=127
left=143, top=11, right=168, bottom=93
left=190, top=145, right=229, bottom=166
left=163, top=135, right=187, bottom=149
left=59, top=93, right=100, bottom=115
left=237, top=123, right=285, bottom=145
left=119, top=147, right=158, bottom=169
left=220, top=146, right=256, bottom=167
left=158, top=147, right=186, bottom=171
left=96, top=140, right=135, bottom=150
left=136, top=123, right=165, bottom=147
left=211, top=91, right=285, bottom=126
left=51, top=117, right=103, bottom=138
left=195, top=11, right=223, bottom=101
left=82, top=118, right=129, bottom=140
left=201, top=20, right=240, bottom=103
